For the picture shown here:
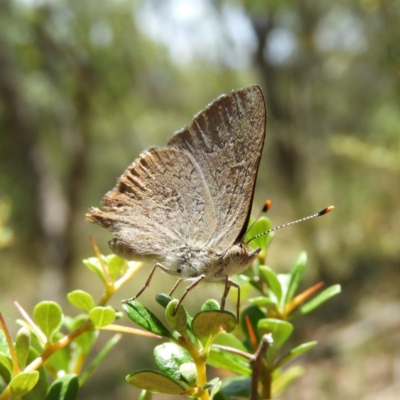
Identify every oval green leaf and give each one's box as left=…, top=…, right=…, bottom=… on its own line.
left=0, top=352, right=12, bottom=375
left=219, top=376, right=251, bottom=398
left=0, top=329, right=9, bottom=354
left=138, top=390, right=153, bottom=400
left=272, top=365, right=304, bottom=397
left=15, top=327, right=30, bottom=370
left=10, top=371, right=39, bottom=398
left=285, top=252, right=307, bottom=303
left=208, top=348, right=251, bottom=376
left=82, top=257, right=106, bottom=282
left=165, top=300, right=188, bottom=336
left=201, top=299, right=220, bottom=312
left=192, top=311, right=236, bottom=348
left=257, top=318, right=293, bottom=350
left=179, top=362, right=197, bottom=386
left=245, top=216, right=272, bottom=251
left=106, top=254, right=127, bottom=280
left=213, top=332, right=248, bottom=352
left=259, top=266, right=282, bottom=302
left=33, top=301, right=63, bottom=340
left=89, top=306, right=115, bottom=329
left=67, top=290, right=96, bottom=312
left=126, top=370, right=186, bottom=394
left=46, top=374, right=79, bottom=400
left=123, top=301, right=173, bottom=339
left=248, top=296, right=278, bottom=312
left=154, top=343, right=193, bottom=381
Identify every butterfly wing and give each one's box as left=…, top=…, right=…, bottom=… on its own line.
left=87, top=147, right=217, bottom=266
left=168, top=85, right=266, bottom=252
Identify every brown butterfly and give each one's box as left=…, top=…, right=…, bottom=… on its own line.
left=86, top=85, right=266, bottom=319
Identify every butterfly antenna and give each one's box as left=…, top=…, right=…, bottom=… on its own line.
left=242, top=199, right=272, bottom=240
left=246, top=205, right=334, bottom=244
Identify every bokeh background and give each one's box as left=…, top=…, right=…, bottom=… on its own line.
left=1, top=0, right=399, bottom=399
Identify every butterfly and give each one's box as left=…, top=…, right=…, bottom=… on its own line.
left=86, top=85, right=266, bottom=320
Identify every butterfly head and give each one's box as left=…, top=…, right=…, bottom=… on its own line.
left=221, top=243, right=261, bottom=277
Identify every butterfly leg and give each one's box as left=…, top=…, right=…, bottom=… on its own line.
left=173, top=275, right=206, bottom=315
left=220, top=277, right=241, bottom=322
left=122, top=263, right=172, bottom=303
left=169, top=278, right=183, bottom=296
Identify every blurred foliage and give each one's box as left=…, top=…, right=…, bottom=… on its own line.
left=1, top=0, right=400, bottom=399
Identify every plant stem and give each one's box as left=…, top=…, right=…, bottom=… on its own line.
left=250, top=334, right=272, bottom=400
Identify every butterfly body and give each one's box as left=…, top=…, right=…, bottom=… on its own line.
left=107, top=237, right=260, bottom=282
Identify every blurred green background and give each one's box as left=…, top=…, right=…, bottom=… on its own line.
left=1, top=0, right=399, bottom=399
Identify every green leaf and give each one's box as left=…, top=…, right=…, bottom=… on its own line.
left=126, top=370, right=186, bottom=394
left=157, top=294, right=194, bottom=334
left=248, top=296, right=278, bottom=312
left=259, top=266, right=282, bottom=302
left=299, top=284, right=341, bottom=314
left=272, top=365, right=304, bottom=397
left=46, top=374, right=79, bottom=400
left=257, top=318, right=293, bottom=350
left=201, top=299, right=220, bottom=312
left=10, top=371, right=39, bottom=399
left=165, top=300, right=189, bottom=336
left=0, top=329, right=8, bottom=354
left=15, top=327, right=30, bottom=370
left=209, top=333, right=251, bottom=376
left=155, top=293, right=172, bottom=309
left=138, top=390, right=153, bottom=400
left=0, top=352, right=12, bottom=383
left=179, top=363, right=197, bottom=386
left=79, top=334, right=121, bottom=386
left=154, top=343, right=193, bottom=381
left=46, top=333, right=70, bottom=373
left=277, top=274, right=291, bottom=310
left=89, top=306, right=115, bottom=329
left=192, top=311, right=236, bottom=349
left=82, top=257, right=106, bottom=282
left=67, top=291, right=95, bottom=312
left=219, top=376, right=251, bottom=398
left=200, top=377, right=220, bottom=391
left=210, top=379, right=222, bottom=400
left=208, top=347, right=251, bottom=376
left=213, top=332, right=248, bottom=352
left=67, top=316, right=97, bottom=355
left=285, top=252, right=307, bottom=304
left=245, top=216, right=272, bottom=250
left=274, top=341, right=317, bottom=369
left=138, top=390, right=152, bottom=400
left=106, top=254, right=127, bottom=280
left=33, top=302, right=63, bottom=341
left=123, top=301, right=173, bottom=339
left=24, top=347, right=48, bottom=399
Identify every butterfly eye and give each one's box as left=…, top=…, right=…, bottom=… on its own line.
left=229, top=246, right=245, bottom=264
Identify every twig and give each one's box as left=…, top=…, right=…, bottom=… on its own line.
left=250, top=334, right=273, bottom=400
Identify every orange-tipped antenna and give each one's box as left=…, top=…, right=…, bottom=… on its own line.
left=246, top=205, right=334, bottom=244
left=242, top=199, right=272, bottom=240
left=262, top=199, right=272, bottom=213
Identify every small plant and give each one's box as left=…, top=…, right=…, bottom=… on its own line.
left=123, top=216, right=341, bottom=399
left=0, top=217, right=340, bottom=399
left=0, top=240, right=151, bottom=400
